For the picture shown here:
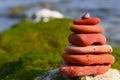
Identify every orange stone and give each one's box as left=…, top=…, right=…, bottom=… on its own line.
left=70, top=25, right=104, bottom=33
left=59, top=63, right=111, bottom=77
left=68, top=34, right=106, bottom=46
left=73, top=17, right=101, bottom=25
left=62, top=53, right=115, bottom=65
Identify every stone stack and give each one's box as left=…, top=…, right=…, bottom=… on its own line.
left=59, top=13, right=115, bottom=77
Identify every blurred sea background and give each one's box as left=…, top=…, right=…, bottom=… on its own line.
left=0, top=0, right=120, bottom=47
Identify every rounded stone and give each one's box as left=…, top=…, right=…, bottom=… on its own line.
left=59, top=63, right=111, bottom=77
left=68, top=34, right=106, bottom=46
left=73, top=17, right=101, bottom=25
left=65, top=44, right=112, bottom=54
left=70, top=25, right=104, bottom=33
left=62, top=53, right=115, bottom=65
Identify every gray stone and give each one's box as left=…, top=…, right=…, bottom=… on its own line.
left=85, top=69, right=120, bottom=80
left=34, top=68, right=120, bottom=80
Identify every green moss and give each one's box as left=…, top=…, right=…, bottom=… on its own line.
left=112, top=48, right=120, bottom=69
left=0, top=18, right=119, bottom=80
left=0, top=18, right=72, bottom=80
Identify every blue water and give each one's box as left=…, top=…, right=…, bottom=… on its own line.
left=0, top=0, right=120, bottom=46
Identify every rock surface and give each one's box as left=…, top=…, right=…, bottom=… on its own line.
left=62, top=53, right=115, bottom=65
left=34, top=68, right=120, bottom=80
left=59, top=64, right=111, bottom=77
left=60, top=13, right=115, bottom=77
left=73, top=17, right=101, bottom=25
left=65, top=44, right=112, bottom=54
left=68, top=34, right=106, bottom=46
left=70, top=25, right=104, bottom=33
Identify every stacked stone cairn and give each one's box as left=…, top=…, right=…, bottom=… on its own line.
left=59, top=13, right=115, bottom=77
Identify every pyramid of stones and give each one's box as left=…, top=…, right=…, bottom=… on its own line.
left=59, top=13, right=115, bottom=77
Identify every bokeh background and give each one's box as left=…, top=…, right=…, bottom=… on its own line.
left=1, top=0, right=120, bottom=46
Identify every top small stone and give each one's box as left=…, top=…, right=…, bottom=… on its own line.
left=81, top=12, right=90, bottom=19
left=73, top=13, right=101, bottom=25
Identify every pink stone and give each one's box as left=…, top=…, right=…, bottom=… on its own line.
left=70, top=25, right=104, bottom=33
left=62, top=53, right=115, bottom=65
left=65, top=44, right=112, bottom=54
left=68, top=34, right=106, bottom=46
left=59, top=63, right=111, bottom=77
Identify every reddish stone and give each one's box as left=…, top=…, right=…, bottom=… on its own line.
left=62, top=53, right=115, bottom=65
left=68, top=34, right=106, bottom=46
left=59, top=63, right=111, bottom=77
left=65, top=44, right=112, bottom=54
left=70, top=25, right=104, bottom=33
left=73, top=17, right=101, bottom=25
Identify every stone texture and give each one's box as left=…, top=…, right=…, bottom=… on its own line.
left=58, top=13, right=115, bottom=78
left=85, top=69, right=120, bottom=80
left=34, top=68, right=120, bottom=80
left=65, top=44, right=112, bottom=54
left=59, top=63, right=111, bottom=77
left=70, top=25, right=104, bottom=33
left=73, top=17, right=101, bottom=25
left=62, top=53, right=115, bottom=65
left=68, top=34, right=106, bottom=46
